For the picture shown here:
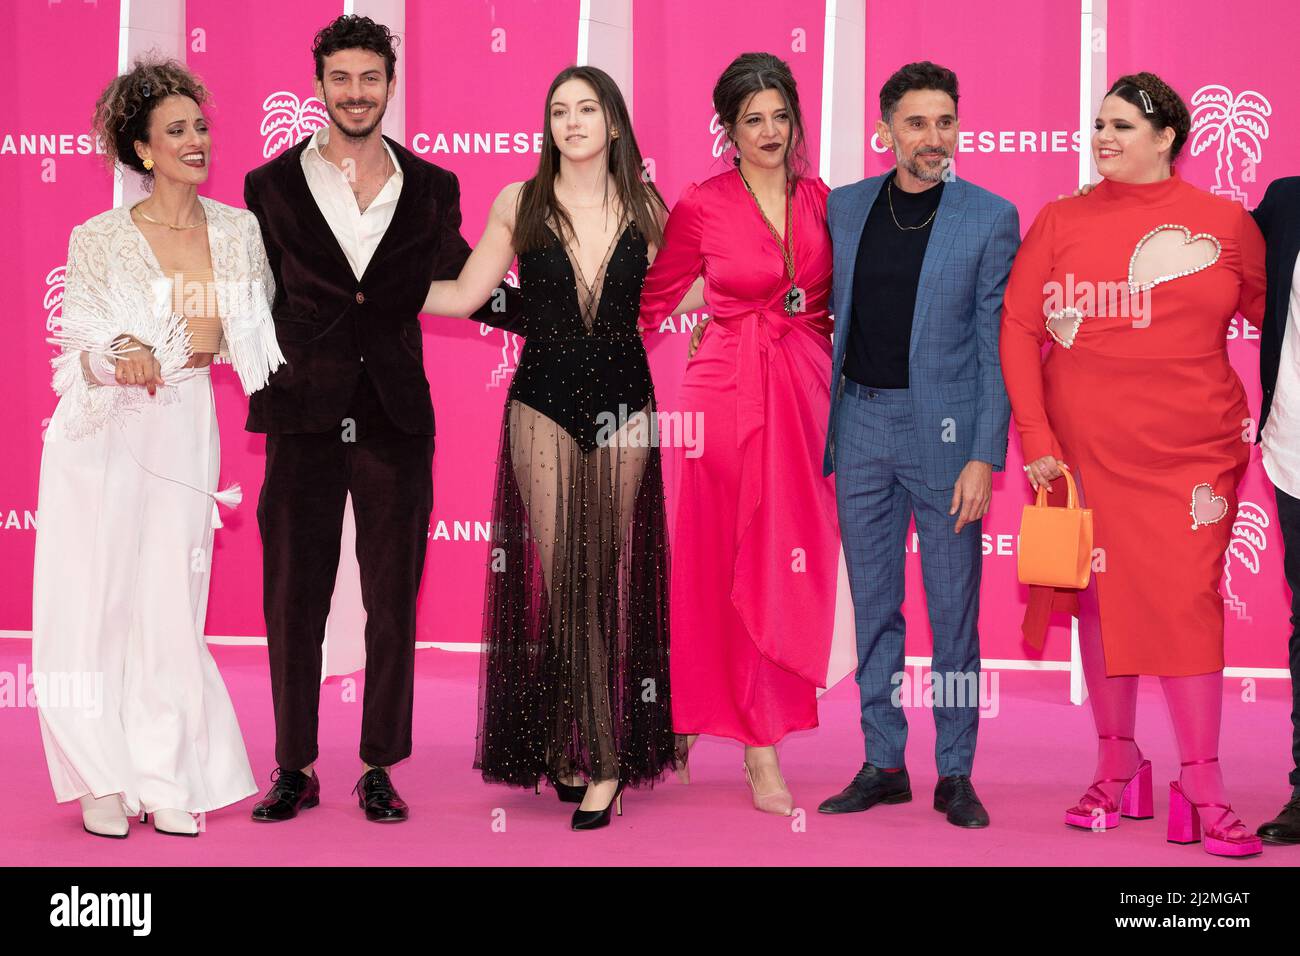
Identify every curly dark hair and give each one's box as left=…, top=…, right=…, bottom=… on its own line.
left=712, top=52, right=811, bottom=178
left=1105, top=72, right=1191, bottom=162
left=312, top=14, right=400, bottom=82
left=879, top=61, right=959, bottom=125
left=92, top=57, right=209, bottom=180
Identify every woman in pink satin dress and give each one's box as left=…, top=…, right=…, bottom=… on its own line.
left=637, top=53, right=838, bottom=814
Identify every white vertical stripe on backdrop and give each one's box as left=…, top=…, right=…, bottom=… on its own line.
left=115, top=0, right=186, bottom=209
left=819, top=0, right=865, bottom=189
left=1079, top=0, right=1107, bottom=188
left=578, top=0, right=591, bottom=66
left=1068, top=0, right=1106, bottom=705
left=353, top=0, right=406, bottom=144
left=817, top=0, right=870, bottom=698
left=578, top=0, right=633, bottom=118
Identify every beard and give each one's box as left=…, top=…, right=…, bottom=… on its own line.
left=328, top=96, right=388, bottom=140
left=897, top=144, right=951, bottom=182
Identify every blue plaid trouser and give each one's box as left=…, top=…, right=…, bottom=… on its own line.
left=834, top=380, right=983, bottom=777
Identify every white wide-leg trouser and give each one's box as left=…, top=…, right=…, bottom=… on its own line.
left=32, top=369, right=257, bottom=816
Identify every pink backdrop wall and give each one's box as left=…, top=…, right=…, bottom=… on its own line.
left=3, top=0, right=1293, bottom=673
left=3, top=0, right=119, bottom=627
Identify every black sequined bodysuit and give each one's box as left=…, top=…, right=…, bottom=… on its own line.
left=474, top=217, right=677, bottom=790
left=506, top=222, right=654, bottom=452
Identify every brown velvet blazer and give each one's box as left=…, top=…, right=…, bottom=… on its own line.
left=243, top=134, right=518, bottom=435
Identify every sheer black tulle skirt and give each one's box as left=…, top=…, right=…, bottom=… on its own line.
left=473, top=398, right=677, bottom=789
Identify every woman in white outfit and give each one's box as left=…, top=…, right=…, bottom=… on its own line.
left=34, top=59, right=284, bottom=838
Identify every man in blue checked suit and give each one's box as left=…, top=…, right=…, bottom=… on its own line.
left=817, top=62, right=1019, bottom=828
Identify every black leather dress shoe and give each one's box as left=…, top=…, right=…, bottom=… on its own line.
left=1256, top=790, right=1300, bottom=846
left=251, top=768, right=320, bottom=822
left=818, top=763, right=912, bottom=814
left=354, top=768, right=409, bottom=822
left=934, top=775, right=990, bottom=828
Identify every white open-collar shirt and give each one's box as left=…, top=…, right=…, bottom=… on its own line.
left=1262, top=253, right=1300, bottom=499
left=299, top=125, right=403, bottom=281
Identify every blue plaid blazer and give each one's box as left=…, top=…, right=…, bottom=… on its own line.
left=822, top=172, right=1020, bottom=490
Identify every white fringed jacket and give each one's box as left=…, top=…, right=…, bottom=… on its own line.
left=50, top=195, right=285, bottom=439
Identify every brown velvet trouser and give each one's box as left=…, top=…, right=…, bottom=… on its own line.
left=258, top=369, right=434, bottom=769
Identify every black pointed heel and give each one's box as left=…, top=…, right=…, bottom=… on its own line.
left=544, top=773, right=588, bottom=803
left=570, top=781, right=625, bottom=831
left=553, top=780, right=588, bottom=804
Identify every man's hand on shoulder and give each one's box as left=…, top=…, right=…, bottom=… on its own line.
left=1057, top=181, right=1098, bottom=200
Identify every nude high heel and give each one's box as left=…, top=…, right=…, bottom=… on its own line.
left=744, top=762, right=794, bottom=816
left=675, top=734, right=699, bottom=785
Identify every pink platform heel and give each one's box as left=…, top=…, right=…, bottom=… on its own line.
left=1064, top=735, right=1153, bottom=831
left=1166, top=758, right=1263, bottom=858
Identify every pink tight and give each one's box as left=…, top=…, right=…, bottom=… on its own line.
left=1071, top=469, right=1247, bottom=836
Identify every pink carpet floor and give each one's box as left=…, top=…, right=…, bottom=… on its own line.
left=2, top=639, right=1294, bottom=867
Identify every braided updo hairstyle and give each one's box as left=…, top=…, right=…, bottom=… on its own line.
left=1105, top=72, right=1191, bottom=163
left=92, top=57, right=210, bottom=183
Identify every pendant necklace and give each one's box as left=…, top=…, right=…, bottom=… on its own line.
left=739, top=168, right=802, bottom=315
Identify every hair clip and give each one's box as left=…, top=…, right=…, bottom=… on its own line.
left=1137, top=89, right=1154, bottom=114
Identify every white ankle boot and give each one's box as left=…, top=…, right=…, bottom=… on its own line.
left=145, top=808, right=200, bottom=836
left=79, top=794, right=129, bottom=839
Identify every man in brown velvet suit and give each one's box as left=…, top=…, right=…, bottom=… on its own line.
left=243, top=15, right=515, bottom=823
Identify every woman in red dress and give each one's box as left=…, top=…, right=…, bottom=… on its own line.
left=1001, top=73, right=1267, bottom=856
left=637, top=53, right=838, bottom=815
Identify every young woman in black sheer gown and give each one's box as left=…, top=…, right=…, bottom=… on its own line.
left=423, top=66, right=703, bottom=829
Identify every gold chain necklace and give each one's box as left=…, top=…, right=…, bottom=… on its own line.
left=887, top=179, right=939, bottom=232
left=738, top=168, right=802, bottom=315
left=889, top=180, right=941, bottom=232
left=133, top=203, right=207, bottom=231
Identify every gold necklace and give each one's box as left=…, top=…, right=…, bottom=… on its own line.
left=738, top=168, right=802, bottom=316
left=134, top=203, right=207, bottom=231
left=887, top=179, right=939, bottom=231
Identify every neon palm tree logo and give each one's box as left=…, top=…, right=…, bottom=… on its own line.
left=261, top=92, right=330, bottom=159
left=1222, top=500, right=1269, bottom=623
left=44, top=265, right=65, bottom=333
left=1189, top=85, right=1272, bottom=205
left=709, top=112, right=728, bottom=159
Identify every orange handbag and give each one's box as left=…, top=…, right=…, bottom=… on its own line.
left=1017, top=467, right=1093, bottom=589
